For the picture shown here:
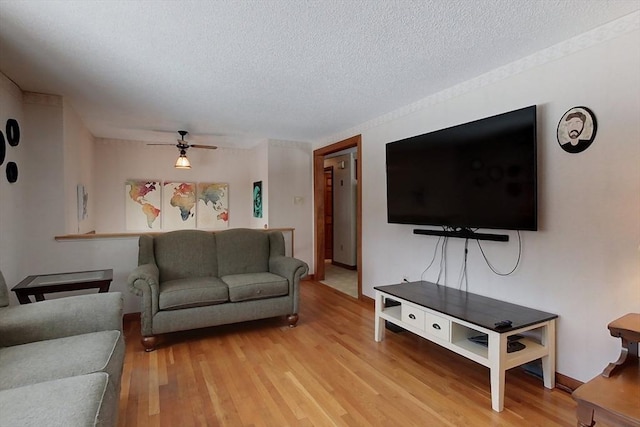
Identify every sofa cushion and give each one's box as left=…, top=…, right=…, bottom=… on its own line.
left=216, top=228, right=270, bottom=276
left=0, top=373, right=113, bottom=427
left=222, top=272, right=289, bottom=302
left=0, top=330, right=124, bottom=392
left=154, top=230, right=218, bottom=281
left=159, top=277, right=229, bottom=310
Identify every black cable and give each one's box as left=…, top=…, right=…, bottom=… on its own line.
left=457, top=238, right=469, bottom=290
left=420, top=235, right=443, bottom=281
left=436, top=236, right=448, bottom=285
left=476, top=230, right=522, bottom=276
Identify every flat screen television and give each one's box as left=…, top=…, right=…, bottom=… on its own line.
left=386, top=105, right=537, bottom=232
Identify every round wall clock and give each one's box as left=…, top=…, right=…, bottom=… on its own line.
left=556, top=106, right=597, bottom=154
left=6, top=119, right=20, bottom=146
left=6, top=161, right=18, bottom=183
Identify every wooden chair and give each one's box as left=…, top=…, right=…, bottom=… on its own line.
left=572, top=313, right=640, bottom=427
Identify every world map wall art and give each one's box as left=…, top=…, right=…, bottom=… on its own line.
left=125, top=180, right=229, bottom=231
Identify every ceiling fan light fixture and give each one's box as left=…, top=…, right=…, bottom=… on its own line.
left=174, top=150, right=191, bottom=169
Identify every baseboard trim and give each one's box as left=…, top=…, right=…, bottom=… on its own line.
left=360, top=294, right=374, bottom=307
left=556, top=372, right=583, bottom=393
left=331, top=261, right=357, bottom=270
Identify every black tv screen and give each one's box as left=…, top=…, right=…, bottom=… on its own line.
left=386, top=105, right=537, bottom=231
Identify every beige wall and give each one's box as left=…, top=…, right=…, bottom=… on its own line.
left=0, top=73, right=25, bottom=294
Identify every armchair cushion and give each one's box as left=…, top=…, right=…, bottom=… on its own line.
left=159, top=277, right=229, bottom=310
left=222, top=272, right=289, bottom=302
left=0, top=330, right=123, bottom=392
left=0, top=373, right=113, bottom=427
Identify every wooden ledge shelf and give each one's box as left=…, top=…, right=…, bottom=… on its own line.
left=55, top=227, right=295, bottom=241
left=55, top=232, right=139, bottom=240
left=55, top=228, right=297, bottom=256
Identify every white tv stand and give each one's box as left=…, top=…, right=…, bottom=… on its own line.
left=374, top=281, right=557, bottom=412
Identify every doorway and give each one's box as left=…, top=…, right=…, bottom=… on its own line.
left=324, top=167, right=334, bottom=260
left=313, top=135, right=362, bottom=299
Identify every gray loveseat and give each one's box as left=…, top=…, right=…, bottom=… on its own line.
left=0, top=271, right=125, bottom=427
left=127, top=228, right=308, bottom=351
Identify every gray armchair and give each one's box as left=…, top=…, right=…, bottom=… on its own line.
left=0, top=270, right=125, bottom=427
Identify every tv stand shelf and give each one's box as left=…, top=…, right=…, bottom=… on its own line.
left=374, top=281, right=557, bottom=412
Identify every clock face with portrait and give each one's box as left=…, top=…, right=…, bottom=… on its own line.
left=557, top=106, right=597, bottom=154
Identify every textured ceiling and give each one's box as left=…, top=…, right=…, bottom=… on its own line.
left=0, top=0, right=639, bottom=147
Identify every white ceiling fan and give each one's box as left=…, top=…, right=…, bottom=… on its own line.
left=147, top=130, right=217, bottom=169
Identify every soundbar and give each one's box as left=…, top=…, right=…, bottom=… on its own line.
left=413, top=228, right=509, bottom=242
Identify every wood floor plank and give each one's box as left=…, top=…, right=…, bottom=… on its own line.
left=119, top=280, right=577, bottom=426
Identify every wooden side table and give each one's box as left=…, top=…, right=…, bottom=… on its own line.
left=12, top=269, right=113, bottom=304
left=602, top=313, right=640, bottom=377
left=572, top=313, right=640, bottom=427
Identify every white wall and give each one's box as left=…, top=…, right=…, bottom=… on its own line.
left=93, top=139, right=254, bottom=232
left=0, top=73, right=25, bottom=294
left=267, top=140, right=313, bottom=265
left=317, top=24, right=639, bottom=382
left=21, top=93, right=66, bottom=276
left=63, top=98, right=95, bottom=234
left=0, top=91, right=135, bottom=311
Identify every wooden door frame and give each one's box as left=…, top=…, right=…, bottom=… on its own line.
left=313, top=135, right=362, bottom=299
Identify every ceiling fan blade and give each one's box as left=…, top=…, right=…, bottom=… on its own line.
left=147, top=143, right=177, bottom=146
left=190, top=144, right=218, bottom=150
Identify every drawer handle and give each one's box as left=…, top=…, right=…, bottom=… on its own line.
left=432, top=323, right=441, bottom=330
left=409, top=313, right=416, bottom=320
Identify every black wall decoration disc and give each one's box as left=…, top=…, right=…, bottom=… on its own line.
left=6, top=119, right=20, bottom=147
left=0, top=131, right=5, bottom=165
left=6, top=161, right=18, bottom=183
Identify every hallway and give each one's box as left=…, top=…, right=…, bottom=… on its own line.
left=319, top=260, right=357, bottom=298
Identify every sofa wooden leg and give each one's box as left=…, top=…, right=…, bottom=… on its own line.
left=141, top=336, right=158, bottom=352
left=287, top=313, right=299, bottom=327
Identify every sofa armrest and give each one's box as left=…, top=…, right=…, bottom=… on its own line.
left=0, top=292, right=123, bottom=347
left=127, top=263, right=159, bottom=296
left=270, top=256, right=308, bottom=283
left=127, top=263, right=160, bottom=336
left=270, top=255, right=308, bottom=312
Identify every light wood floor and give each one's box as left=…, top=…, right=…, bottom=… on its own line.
left=119, top=281, right=577, bottom=426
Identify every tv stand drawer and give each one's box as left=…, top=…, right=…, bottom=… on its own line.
left=401, top=303, right=450, bottom=340
left=401, top=303, right=425, bottom=330
left=424, top=311, right=450, bottom=341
